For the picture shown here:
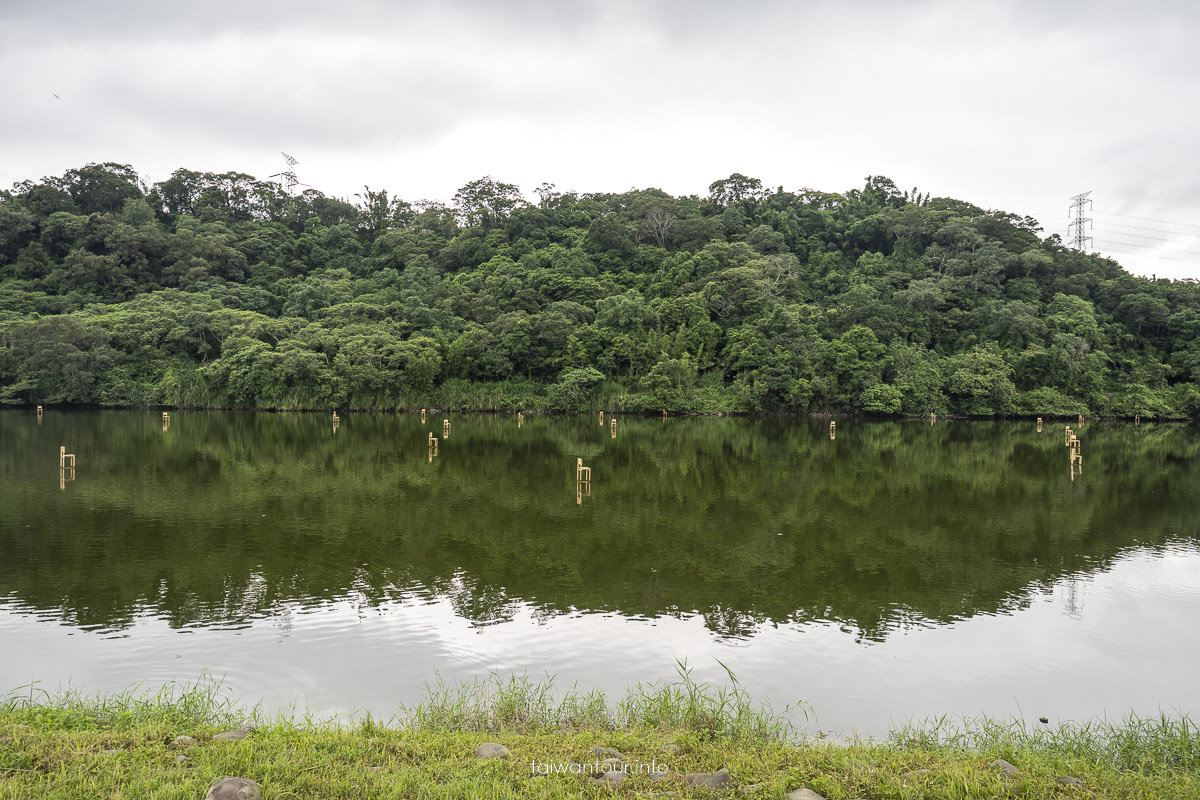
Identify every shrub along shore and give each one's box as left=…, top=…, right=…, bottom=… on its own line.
left=2, top=674, right=1197, bottom=799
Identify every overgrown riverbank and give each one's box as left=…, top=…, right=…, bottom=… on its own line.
left=2, top=675, right=1197, bottom=799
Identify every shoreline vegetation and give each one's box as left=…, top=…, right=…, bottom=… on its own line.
left=9, top=400, right=1200, bottom=419
left=10, top=402, right=1197, bottom=422
left=3, top=166, right=1200, bottom=421
left=2, top=674, right=1197, bottom=799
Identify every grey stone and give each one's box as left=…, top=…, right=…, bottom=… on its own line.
left=900, top=768, right=931, bottom=783
left=990, top=758, right=1019, bottom=778
left=475, top=742, right=510, bottom=759
left=175, top=754, right=188, bottom=765
left=204, top=777, right=262, bottom=800
left=591, top=746, right=626, bottom=760
left=1056, top=776, right=1086, bottom=787
left=589, top=770, right=628, bottom=787
left=685, top=767, right=733, bottom=789
left=172, top=735, right=197, bottom=747
left=788, top=790, right=826, bottom=800
left=213, top=727, right=255, bottom=742
left=662, top=743, right=681, bottom=754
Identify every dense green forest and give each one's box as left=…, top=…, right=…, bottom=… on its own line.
left=1, top=163, right=1198, bottom=416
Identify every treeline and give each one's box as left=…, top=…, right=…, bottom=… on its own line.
left=1, top=163, right=1198, bottom=416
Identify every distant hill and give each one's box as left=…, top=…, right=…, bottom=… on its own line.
left=2, top=164, right=1197, bottom=417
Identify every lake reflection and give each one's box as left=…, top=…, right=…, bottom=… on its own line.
left=2, top=410, right=1198, bottom=734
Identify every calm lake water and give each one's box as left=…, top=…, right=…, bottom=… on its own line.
left=2, top=410, right=1198, bottom=737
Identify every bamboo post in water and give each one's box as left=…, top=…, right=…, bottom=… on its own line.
left=1135, top=415, right=1140, bottom=426
left=1037, top=417, right=1042, bottom=432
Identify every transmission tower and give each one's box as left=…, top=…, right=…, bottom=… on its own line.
left=269, top=152, right=308, bottom=195
left=1068, top=191, right=1093, bottom=251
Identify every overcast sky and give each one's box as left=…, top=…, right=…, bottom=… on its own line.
left=4, top=0, right=1199, bottom=279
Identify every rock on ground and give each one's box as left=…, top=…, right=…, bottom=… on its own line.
left=685, top=767, right=734, bottom=789
left=212, top=727, right=255, bottom=742
left=475, top=742, right=510, bottom=759
left=788, top=789, right=827, bottom=800
left=204, top=777, right=262, bottom=800
left=991, top=758, right=1020, bottom=778
left=588, top=771, right=628, bottom=786
left=1057, top=775, right=1086, bottom=787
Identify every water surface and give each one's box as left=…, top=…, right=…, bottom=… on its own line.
left=2, top=410, right=1197, bottom=735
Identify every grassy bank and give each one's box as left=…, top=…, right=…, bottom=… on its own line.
left=2, top=674, right=1197, bottom=799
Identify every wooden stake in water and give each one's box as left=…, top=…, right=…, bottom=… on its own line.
left=443, top=419, right=450, bottom=437
left=1037, top=417, right=1042, bottom=433
left=1135, top=415, right=1140, bottom=426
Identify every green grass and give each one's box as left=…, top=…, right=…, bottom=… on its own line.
left=2, top=672, right=1197, bottom=799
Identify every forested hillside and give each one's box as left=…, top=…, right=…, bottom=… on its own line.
left=1, top=164, right=1197, bottom=417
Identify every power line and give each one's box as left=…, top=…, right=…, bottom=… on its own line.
left=1093, top=243, right=1200, bottom=264
left=1102, top=230, right=1193, bottom=244
left=1093, top=210, right=1200, bottom=231
left=1092, top=237, right=1200, bottom=256
left=1100, top=220, right=1200, bottom=237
